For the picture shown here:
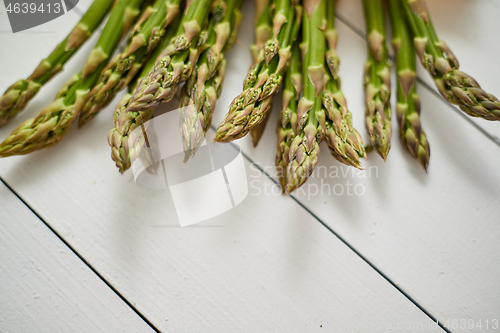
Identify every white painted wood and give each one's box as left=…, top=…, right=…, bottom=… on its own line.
left=0, top=182, right=155, bottom=332
left=0, top=4, right=449, bottom=331
left=0, top=153, right=448, bottom=332
left=0, top=0, right=499, bottom=332
left=213, top=5, right=500, bottom=332
left=335, top=0, right=500, bottom=137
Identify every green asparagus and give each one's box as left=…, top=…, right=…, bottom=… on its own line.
left=180, top=0, right=243, bottom=161
left=250, top=106, right=271, bottom=147
left=321, top=0, right=365, bottom=169
left=276, top=42, right=300, bottom=192
left=362, top=0, right=392, bottom=160
left=284, top=0, right=324, bottom=194
left=389, top=0, right=430, bottom=171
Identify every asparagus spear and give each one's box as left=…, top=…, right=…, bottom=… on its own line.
left=108, top=16, right=182, bottom=173
left=264, top=0, right=289, bottom=63
left=276, top=42, right=300, bottom=192
left=0, top=0, right=144, bottom=157
left=180, top=0, right=243, bottom=161
left=321, top=0, right=365, bottom=169
left=214, top=0, right=273, bottom=143
left=78, top=0, right=183, bottom=127
left=389, top=0, right=430, bottom=171
left=0, top=0, right=115, bottom=126
left=214, top=0, right=301, bottom=143
left=400, top=0, right=500, bottom=121
left=322, top=73, right=366, bottom=170
left=284, top=0, right=324, bottom=194
left=362, top=0, right=392, bottom=160
left=123, top=0, right=214, bottom=114
left=236, top=0, right=276, bottom=146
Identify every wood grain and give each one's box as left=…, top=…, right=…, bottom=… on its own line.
left=0, top=182, right=155, bottom=332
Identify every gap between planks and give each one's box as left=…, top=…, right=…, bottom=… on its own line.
left=0, top=177, right=162, bottom=333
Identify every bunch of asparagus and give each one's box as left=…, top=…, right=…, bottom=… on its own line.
left=216, top=0, right=499, bottom=194
left=0, top=0, right=498, bottom=195
left=109, top=0, right=243, bottom=171
left=218, top=0, right=366, bottom=193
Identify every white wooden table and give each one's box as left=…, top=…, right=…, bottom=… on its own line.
left=1, top=1, right=499, bottom=332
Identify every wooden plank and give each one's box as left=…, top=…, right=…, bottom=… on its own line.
left=0, top=182, right=155, bottom=332
left=0, top=159, right=447, bottom=332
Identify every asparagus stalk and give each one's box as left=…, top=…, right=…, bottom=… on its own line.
left=118, top=57, right=159, bottom=176
left=321, top=0, right=365, bottom=169
left=251, top=0, right=273, bottom=66
left=276, top=42, right=300, bottom=192
left=214, top=0, right=273, bottom=143
left=123, top=0, right=213, bottom=114
left=362, top=0, right=392, bottom=160
left=214, top=0, right=301, bottom=143
left=284, top=0, right=324, bottom=194
left=0, top=0, right=144, bottom=157
left=250, top=0, right=275, bottom=148
left=322, top=73, right=366, bottom=169
left=78, top=0, right=183, bottom=127
left=400, top=0, right=500, bottom=121
left=389, top=0, right=430, bottom=171
left=108, top=15, right=182, bottom=173
left=180, top=0, right=243, bottom=161
left=264, top=0, right=289, bottom=64
left=179, top=62, right=228, bottom=158
left=0, top=0, right=115, bottom=126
